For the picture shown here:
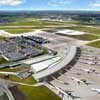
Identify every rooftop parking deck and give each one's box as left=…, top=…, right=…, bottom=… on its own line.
left=0, top=36, right=48, bottom=62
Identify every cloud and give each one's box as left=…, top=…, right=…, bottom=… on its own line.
left=89, top=0, right=100, bottom=8
left=0, top=0, right=23, bottom=6
left=48, top=0, right=72, bottom=7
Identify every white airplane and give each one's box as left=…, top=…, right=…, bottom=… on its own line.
left=71, top=77, right=84, bottom=84
left=54, top=86, right=80, bottom=100
left=88, top=61, right=97, bottom=65
left=78, top=54, right=95, bottom=58
left=71, top=77, right=90, bottom=85
left=79, top=57, right=97, bottom=61
left=78, top=68, right=95, bottom=73
left=79, top=60, right=96, bottom=65
left=52, top=76, right=69, bottom=85
left=91, top=88, right=100, bottom=94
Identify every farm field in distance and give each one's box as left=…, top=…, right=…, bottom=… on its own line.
left=0, top=18, right=80, bottom=33
left=1, top=18, right=100, bottom=44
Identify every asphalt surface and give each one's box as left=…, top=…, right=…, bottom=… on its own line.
left=36, top=31, right=100, bottom=100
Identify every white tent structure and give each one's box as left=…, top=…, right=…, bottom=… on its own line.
left=56, top=29, right=85, bottom=35
left=31, top=57, right=61, bottom=73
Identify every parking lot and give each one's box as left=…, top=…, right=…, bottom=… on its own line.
left=0, top=36, right=47, bottom=62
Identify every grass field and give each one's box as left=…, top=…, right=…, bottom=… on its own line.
left=9, top=75, right=36, bottom=84
left=0, top=20, right=62, bottom=27
left=0, top=19, right=79, bottom=26
left=0, top=65, right=27, bottom=72
left=4, top=29, right=35, bottom=34
left=0, top=57, right=8, bottom=64
left=0, top=36, right=7, bottom=40
left=1, top=18, right=100, bottom=35
left=87, top=40, right=100, bottom=48
left=0, top=18, right=80, bottom=34
left=0, top=74, right=36, bottom=84
left=18, top=85, right=61, bottom=100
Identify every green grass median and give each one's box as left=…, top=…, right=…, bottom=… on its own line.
left=87, top=40, right=100, bottom=48
left=18, top=85, right=61, bottom=100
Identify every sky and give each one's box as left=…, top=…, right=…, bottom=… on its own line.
left=0, top=0, right=100, bottom=11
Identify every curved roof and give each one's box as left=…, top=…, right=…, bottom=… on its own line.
left=33, top=46, right=77, bottom=81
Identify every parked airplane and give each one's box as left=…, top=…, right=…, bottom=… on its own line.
left=91, top=88, right=100, bottom=94
left=77, top=68, right=96, bottom=73
left=79, top=57, right=97, bottom=61
left=64, top=90, right=81, bottom=100
left=49, top=82, right=80, bottom=100
left=71, top=77, right=91, bottom=85
left=78, top=60, right=97, bottom=65
left=71, top=77, right=84, bottom=84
